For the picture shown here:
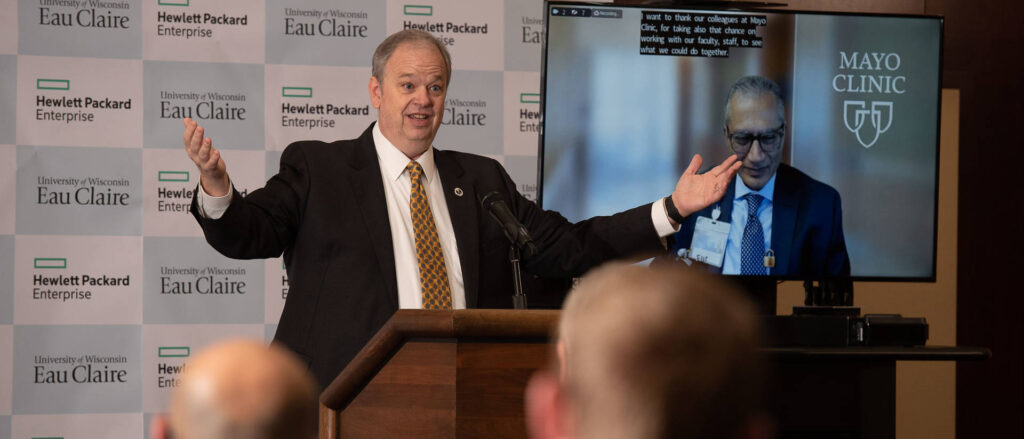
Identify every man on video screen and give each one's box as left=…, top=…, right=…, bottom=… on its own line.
left=671, top=75, right=850, bottom=277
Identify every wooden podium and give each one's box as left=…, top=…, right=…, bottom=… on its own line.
left=318, top=309, right=559, bottom=439
left=317, top=308, right=988, bottom=439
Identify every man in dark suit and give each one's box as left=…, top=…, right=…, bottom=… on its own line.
left=184, top=30, right=741, bottom=389
left=672, top=76, right=850, bottom=277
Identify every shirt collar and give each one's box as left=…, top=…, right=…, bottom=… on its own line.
left=372, top=122, right=438, bottom=184
left=733, top=171, right=777, bottom=203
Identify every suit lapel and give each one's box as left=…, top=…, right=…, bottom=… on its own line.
left=710, top=181, right=737, bottom=274
left=348, top=125, right=399, bottom=309
left=772, top=164, right=798, bottom=275
left=719, top=180, right=737, bottom=223
left=434, top=150, right=481, bottom=308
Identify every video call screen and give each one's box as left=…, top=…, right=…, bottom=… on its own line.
left=539, top=2, right=942, bottom=280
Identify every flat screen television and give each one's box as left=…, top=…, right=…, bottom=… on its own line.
left=539, top=1, right=943, bottom=282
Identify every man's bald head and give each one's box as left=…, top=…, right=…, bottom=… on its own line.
left=166, top=339, right=317, bottom=439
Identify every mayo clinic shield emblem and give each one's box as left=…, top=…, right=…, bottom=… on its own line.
left=843, top=100, right=893, bottom=148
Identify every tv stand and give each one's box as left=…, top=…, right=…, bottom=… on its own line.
left=763, top=280, right=929, bottom=347
left=792, top=305, right=861, bottom=316
left=802, top=278, right=855, bottom=307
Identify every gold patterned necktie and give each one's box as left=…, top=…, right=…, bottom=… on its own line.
left=406, top=161, right=453, bottom=310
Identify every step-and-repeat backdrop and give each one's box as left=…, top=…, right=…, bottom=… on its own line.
left=0, top=0, right=545, bottom=436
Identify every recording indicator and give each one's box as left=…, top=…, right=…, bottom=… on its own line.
left=551, top=7, right=592, bottom=18
left=551, top=7, right=621, bottom=19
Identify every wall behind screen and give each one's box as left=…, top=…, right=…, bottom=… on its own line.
left=754, top=4, right=956, bottom=439
left=605, top=2, right=958, bottom=439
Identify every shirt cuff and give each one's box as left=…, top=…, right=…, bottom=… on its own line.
left=196, top=180, right=232, bottom=219
left=651, top=198, right=680, bottom=238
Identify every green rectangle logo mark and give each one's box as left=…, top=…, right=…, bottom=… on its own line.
left=158, top=171, right=190, bottom=182
left=158, top=0, right=189, bottom=6
left=282, top=87, right=313, bottom=98
left=37, top=79, right=70, bottom=91
left=34, top=258, right=67, bottom=269
left=520, top=93, right=540, bottom=104
left=159, top=346, right=191, bottom=358
left=404, top=5, right=433, bottom=16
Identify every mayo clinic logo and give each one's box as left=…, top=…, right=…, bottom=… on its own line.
left=832, top=51, right=905, bottom=148
left=843, top=100, right=891, bottom=148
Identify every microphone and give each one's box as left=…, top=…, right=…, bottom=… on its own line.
left=480, top=191, right=539, bottom=258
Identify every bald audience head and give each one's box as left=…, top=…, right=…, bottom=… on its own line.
left=526, top=263, right=769, bottom=439
left=152, top=339, right=317, bottom=439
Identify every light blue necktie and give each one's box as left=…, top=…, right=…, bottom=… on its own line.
left=740, top=194, right=767, bottom=275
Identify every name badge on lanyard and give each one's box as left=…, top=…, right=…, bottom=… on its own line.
left=689, top=215, right=730, bottom=268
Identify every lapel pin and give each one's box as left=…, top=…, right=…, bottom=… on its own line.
left=454, top=187, right=464, bottom=197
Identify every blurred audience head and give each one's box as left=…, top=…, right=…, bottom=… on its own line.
left=151, top=338, right=317, bottom=439
left=526, top=262, right=770, bottom=439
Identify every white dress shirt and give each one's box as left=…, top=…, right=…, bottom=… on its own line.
left=370, top=124, right=465, bottom=309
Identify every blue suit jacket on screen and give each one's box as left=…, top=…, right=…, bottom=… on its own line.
left=671, top=163, right=851, bottom=277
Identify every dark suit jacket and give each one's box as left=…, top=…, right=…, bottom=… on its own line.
left=191, top=123, right=662, bottom=388
left=671, top=163, right=850, bottom=277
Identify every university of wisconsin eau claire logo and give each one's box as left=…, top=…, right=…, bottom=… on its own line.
left=832, top=51, right=905, bottom=148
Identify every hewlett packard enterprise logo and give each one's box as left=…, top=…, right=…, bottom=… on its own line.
left=518, top=92, right=540, bottom=133
left=32, top=256, right=131, bottom=302
left=280, top=86, right=369, bottom=129
left=35, top=78, right=133, bottom=124
left=155, top=0, right=249, bottom=40
left=402, top=4, right=489, bottom=47
left=156, top=346, right=190, bottom=388
left=279, top=261, right=289, bottom=300
left=156, top=170, right=194, bottom=213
